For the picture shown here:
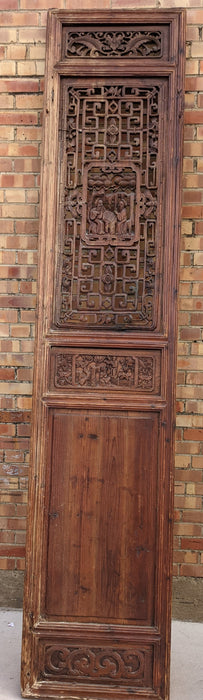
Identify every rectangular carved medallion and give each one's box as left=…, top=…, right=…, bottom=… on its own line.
left=21, top=10, right=185, bottom=700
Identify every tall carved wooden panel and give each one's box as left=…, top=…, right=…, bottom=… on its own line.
left=21, top=10, right=185, bottom=700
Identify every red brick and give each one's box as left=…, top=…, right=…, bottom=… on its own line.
left=18, top=27, right=46, bottom=43
left=15, top=220, right=38, bottom=235
left=175, top=441, right=200, bottom=455
left=16, top=126, right=42, bottom=141
left=184, top=142, right=203, bottom=156
left=0, top=559, right=15, bottom=570
left=0, top=174, right=35, bottom=187
left=187, top=9, right=203, bottom=23
left=181, top=538, right=203, bottom=551
left=0, top=221, right=14, bottom=234
left=6, top=518, right=26, bottom=531
left=0, top=79, right=40, bottom=93
left=16, top=532, right=26, bottom=543
left=17, top=368, right=33, bottom=381
left=0, top=546, right=25, bottom=557
left=182, top=204, right=203, bottom=218
left=0, top=12, right=38, bottom=26
left=180, top=328, right=201, bottom=341
left=195, top=221, right=203, bottom=235
left=0, top=0, right=18, bottom=7
left=16, top=559, right=25, bottom=570
left=182, top=511, right=203, bottom=524
left=14, top=158, right=41, bottom=173
left=184, top=110, right=203, bottom=125
left=17, top=424, right=31, bottom=437
left=0, top=532, right=15, bottom=544
left=0, top=368, right=15, bottom=381
left=0, top=113, right=37, bottom=126
left=184, top=428, right=203, bottom=441
left=185, top=78, right=203, bottom=92
left=183, top=191, right=202, bottom=204
left=0, top=29, right=16, bottom=44
left=0, top=158, right=12, bottom=172
left=174, top=523, right=201, bottom=536
left=0, top=295, right=36, bottom=308
left=0, top=411, right=31, bottom=424
left=191, top=312, right=203, bottom=325
left=179, top=565, right=203, bottom=577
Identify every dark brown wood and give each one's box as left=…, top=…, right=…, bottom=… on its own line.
left=21, top=10, right=185, bottom=700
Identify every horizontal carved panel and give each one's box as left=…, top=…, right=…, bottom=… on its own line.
left=62, top=23, right=170, bottom=60
left=50, top=348, right=161, bottom=393
left=38, top=642, right=153, bottom=687
left=55, top=80, right=166, bottom=330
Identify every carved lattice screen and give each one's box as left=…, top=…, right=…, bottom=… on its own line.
left=21, top=10, right=185, bottom=700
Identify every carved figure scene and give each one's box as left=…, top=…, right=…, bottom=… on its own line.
left=54, top=353, right=155, bottom=392
left=88, top=194, right=131, bottom=241
left=75, top=354, right=135, bottom=387
left=85, top=167, right=137, bottom=245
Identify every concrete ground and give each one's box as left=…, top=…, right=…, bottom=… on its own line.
left=0, top=610, right=202, bottom=699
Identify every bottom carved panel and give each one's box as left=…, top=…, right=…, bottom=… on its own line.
left=38, top=640, right=154, bottom=689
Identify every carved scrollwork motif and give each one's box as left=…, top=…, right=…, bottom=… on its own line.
left=65, top=30, right=162, bottom=58
left=58, top=84, right=159, bottom=328
left=43, top=645, right=145, bottom=682
left=55, top=354, right=73, bottom=386
left=138, top=357, right=154, bottom=388
left=55, top=353, right=155, bottom=391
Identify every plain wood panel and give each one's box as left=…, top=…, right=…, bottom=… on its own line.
left=46, top=410, right=158, bottom=625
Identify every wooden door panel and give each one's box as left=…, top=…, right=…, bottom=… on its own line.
left=21, top=10, right=185, bottom=700
left=46, top=410, right=158, bottom=624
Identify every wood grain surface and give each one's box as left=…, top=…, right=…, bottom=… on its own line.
left=21, top=9, right=185, bottom=700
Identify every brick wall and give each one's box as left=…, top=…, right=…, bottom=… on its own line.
left=0, top=0, right=203, bottom=594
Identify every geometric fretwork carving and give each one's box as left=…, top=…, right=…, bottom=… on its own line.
left=57, top=84, right=159, bottom=329
left=54, top=352, right=155, bottom=391
left=65, top=30, right=162, bottom=58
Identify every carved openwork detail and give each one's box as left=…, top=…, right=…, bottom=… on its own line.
left=54, top=352, right=156, bottom=391
left=43, top=646, right=145, bottom=682
left=57, top=83, right=160, bottom=329
left=64, top=30, right=162, bottom=58
left=138, top=357, right=153, bottom=389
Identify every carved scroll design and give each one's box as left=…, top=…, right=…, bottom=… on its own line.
left=138, top=358, right=153, bottom=389
left=58, top=84, right=159, bottom=329
left=65, top=30, right=162, bottom=58
left=43, top=646, right=145, bottom=682
left=55, top=353, right=154, bottom=390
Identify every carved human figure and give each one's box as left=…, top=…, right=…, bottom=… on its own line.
left=116, top=198, right=129, bottom=237
left=89, top=198, right=105, bottom=236
left=89, top=196, right=117, bottom=237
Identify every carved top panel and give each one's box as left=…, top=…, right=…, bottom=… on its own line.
left=64, top=29, right=162, bottom=59
left=62, top=24, right=170, bottom=61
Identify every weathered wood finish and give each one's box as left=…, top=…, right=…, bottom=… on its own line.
left=21, top=10, right=185, bottom=700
